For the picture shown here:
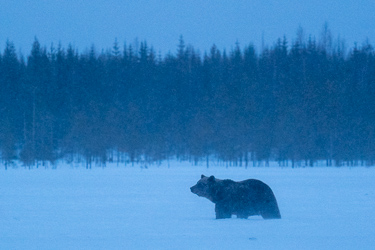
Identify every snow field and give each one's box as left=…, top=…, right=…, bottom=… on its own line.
left=1, top=162, right=375, bottom=250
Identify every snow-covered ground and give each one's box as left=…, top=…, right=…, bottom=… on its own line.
left=1, top=161, right=374, bottom=250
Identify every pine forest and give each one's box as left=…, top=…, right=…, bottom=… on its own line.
left=1, top=29, right=375, bottom=167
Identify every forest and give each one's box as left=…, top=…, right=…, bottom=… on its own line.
left=1, top=28, right=375, bottom=167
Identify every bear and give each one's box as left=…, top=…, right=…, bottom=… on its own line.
left=190, top=175, right=281, bottom=219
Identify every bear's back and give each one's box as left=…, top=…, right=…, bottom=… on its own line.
left=239, top=179, right=276, bottom=197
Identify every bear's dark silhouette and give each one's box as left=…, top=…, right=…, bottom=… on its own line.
left=190, top=175, right=281, bottom=219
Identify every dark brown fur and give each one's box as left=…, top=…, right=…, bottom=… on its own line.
left=190, top=175, right=281, bottom=219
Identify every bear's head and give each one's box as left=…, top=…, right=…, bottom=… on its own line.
left=190, top=175, right=216, bottom=202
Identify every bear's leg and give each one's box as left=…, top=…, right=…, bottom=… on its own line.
left=216, top=210, right=231, bottom=219
left=260, top=200, right=281, bottom=219
left=237, top=214, right=249, bottom=219
left=215, top=204, right=232, bottom=219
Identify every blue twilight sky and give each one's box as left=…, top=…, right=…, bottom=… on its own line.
left=1, top=0, right=375, bottom=55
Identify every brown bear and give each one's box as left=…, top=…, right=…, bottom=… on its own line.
left=190, top=175, right=281, bottom=219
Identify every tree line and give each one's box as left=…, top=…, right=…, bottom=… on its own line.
left=1, top=29, right=375, bottom=167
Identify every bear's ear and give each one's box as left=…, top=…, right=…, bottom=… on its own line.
left=208, top=175, right=215, bottom=182
left=201, top=174, right=206, bottom=179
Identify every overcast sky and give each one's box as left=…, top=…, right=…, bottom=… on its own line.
left=1, top=0, right=375, bottom=55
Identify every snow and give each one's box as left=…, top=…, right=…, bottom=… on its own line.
left=1, top=161, right=375, bottom=250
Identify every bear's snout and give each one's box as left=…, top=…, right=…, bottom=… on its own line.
left=190, top=185, right=198, bottom=194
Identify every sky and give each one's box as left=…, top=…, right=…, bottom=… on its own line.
left=1, top=0, right=375, bottom=55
